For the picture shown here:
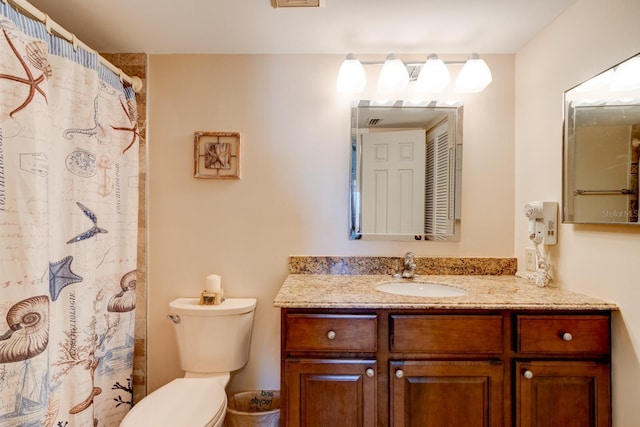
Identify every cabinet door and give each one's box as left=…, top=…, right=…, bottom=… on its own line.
left=284, top=359, right=377, bottom=427
left=515, top=361, right=611, bottom=427
left=390, top=360, right=503, bottom=427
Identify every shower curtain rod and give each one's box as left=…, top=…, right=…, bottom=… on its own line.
left=2, top=0, right=143, bottom=92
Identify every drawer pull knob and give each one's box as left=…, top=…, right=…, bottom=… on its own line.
left=395, top=369, right=404, bottom=379
left=327, top=330, right=336, bottom=340
left=366, top=368, right=375, bottom=377
left=523, top=370, right=534, bottom=379
left=562, top=332, right=573, bottom=342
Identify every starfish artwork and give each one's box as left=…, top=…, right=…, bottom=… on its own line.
left=0, top=27, right=49, bottom=118
left=66, top=202, right=108, bottom=244
left=49, top=255, right=83, bottom=301
left=110, top=99, right=140, bottom=154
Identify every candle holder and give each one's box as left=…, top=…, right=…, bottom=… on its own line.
left=199, top=289, right=225, bottom=305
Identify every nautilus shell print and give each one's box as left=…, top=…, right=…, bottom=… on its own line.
left=107, top=270, right=136, bottom=313
left=0, top=295, right=50, bottom=364
left=24, top=40, right=53, bottom=78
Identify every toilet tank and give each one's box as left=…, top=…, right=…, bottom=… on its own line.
left=169, top=297, right=257, bottom=374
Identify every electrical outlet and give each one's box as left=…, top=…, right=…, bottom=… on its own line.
left=525, top=247, right=536, bottom=271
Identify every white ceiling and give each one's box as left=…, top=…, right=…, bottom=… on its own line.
left=25, top=0, right=577, bottom=55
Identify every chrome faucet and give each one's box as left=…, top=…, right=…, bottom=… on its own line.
left=400, top=252, right=417, bottom=279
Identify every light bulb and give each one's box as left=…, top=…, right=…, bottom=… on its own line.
left=455, top=53, right=492, bottom=93
left=610, top=56, right=640, bottom=92
left=337, top=54, right=366, bottom=93
left=378, top=54, right=409, bottom=94
left=416, top=54, right=450, bottom=93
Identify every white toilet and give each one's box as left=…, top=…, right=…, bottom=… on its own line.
left=120, top=297, right=257, bottom=427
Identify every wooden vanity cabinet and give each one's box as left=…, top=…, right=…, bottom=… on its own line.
left=280, top=309, right=611, bottom=427
left=390, top=360, right=504, bottom=427
left=513, top=314, right=611, bottom=427
left=281, top=312, right=378, bottom=427
left=388, top=314, right=505, bottom=426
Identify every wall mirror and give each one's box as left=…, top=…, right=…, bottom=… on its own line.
left=563, top=53, right=640, bottom=224
left=349, top=100, right=463, bottom=241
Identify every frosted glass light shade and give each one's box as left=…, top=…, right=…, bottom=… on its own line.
left=573, top=69, right=614, bottom=93
left=337, top=54, right=366, bottom=93
left=416, top=54, right=451, bottom=93
left=610, top=57, right=640, bottom=91
left=378, top=54, right=409, bottom=93
left=455, top=53, right=492, bottom=93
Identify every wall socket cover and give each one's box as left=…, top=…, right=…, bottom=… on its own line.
left=525, top=247, right=536, bottom=271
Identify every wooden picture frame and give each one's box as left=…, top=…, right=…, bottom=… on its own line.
left=194, top=131, right=240, bottom=179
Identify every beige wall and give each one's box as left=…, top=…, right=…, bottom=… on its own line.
left=147, top=54, right=515, bottom=394
left=516, top=0, right=640, bottom=425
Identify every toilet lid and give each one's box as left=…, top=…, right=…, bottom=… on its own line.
left=122, top=378, right=227, bottom=427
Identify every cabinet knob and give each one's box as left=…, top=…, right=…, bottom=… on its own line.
left=562, top=332, right=573, bottom=342
left=327, top=330, right=336, bottom=340
left=523, top=370, right=534, bottom=379
left=395, top=369, right=404, bottom=379
left=365, top=368, right=375, bottom=377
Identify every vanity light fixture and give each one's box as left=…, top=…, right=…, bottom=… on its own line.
left=336, top=53, right=367, bottom=93
left=454, top=53, right=493, bottom=93
left=337, top=52, right=492, bottom=95
left=609, top=56, right=640, bottom=91
left=416, top=54, right=451, bottom=93
left=378, top=53, right=410, bottom=93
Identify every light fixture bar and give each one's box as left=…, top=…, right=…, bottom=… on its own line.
left=337, top=53, right=492, bottom=95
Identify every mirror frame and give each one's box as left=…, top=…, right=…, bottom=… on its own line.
left=349, top=100, right=463, bottom=241
left=563, top=53, right=640, bottom=225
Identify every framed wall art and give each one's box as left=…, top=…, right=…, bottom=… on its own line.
left=194, top=131, right=240, bottom=179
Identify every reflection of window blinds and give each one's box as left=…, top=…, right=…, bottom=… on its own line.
left=425, top=120, right=453, bottom=237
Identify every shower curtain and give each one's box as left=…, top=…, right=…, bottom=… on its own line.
left=0, top=3, right=139, bottom=426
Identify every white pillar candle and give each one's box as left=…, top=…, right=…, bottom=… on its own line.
left=205, top=274, right=221, bottom=292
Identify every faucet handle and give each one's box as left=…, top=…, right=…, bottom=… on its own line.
left=404, top=252, right=416, bottom=265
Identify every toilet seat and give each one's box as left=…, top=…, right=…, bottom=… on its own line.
left=120, top=377, right=227, bottom=427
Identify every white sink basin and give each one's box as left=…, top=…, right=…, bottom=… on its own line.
left=375, top=282, right=468, bottom=297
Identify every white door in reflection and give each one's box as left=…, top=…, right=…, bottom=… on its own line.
left=361, top=129, right=426, bottom=234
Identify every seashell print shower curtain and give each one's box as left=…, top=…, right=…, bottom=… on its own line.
left=0, top=3, right=139, bottom=426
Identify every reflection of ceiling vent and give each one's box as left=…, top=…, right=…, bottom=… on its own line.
left=368, top=118, right=383, bottom=126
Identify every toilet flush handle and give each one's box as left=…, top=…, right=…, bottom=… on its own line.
left=167, top=313, right=181, bottom=324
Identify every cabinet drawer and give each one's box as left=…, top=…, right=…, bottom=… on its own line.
left=390, top=315, right=503, bottom=354
left=516, top=315, right=610, bottom=355
left=284, top=314, right=377, bottom=352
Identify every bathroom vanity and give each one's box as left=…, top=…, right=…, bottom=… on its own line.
left=274, top=273, right=616, bottom=427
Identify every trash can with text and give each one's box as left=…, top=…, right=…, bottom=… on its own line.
left=224, top=390, right=280, bottom=427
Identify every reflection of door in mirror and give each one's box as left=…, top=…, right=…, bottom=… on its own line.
left=349, top=101, right=462, bottom=240
left=361, top=129, right=426, bottom=234
left=359, top=120, right=455, bottom=238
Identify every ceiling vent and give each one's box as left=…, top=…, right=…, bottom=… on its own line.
left=272, top=0, right=320, bottom=7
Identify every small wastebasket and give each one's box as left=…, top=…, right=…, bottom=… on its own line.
left=224, top=390, right=280, bottom=427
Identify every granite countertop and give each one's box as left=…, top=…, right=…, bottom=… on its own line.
left=273, top=274, right=618, bottom=310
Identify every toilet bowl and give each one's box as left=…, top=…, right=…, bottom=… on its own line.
left=120, top=297, right=257, bottom=427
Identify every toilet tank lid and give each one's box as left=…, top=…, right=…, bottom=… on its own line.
left=170, top=297, right=257, bottom=316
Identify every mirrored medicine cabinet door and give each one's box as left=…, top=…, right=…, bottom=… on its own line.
left=563, top=53, right=640, bottom=224
left=349, top=100, right=463, bottom=241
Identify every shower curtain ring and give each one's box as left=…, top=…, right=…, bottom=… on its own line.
left=43, top=14, right=52, bottom=34
left=70, top=34, right=78, bottom=51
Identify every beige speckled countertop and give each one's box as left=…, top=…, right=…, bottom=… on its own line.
left=273, top=274, right=618, bottom=310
